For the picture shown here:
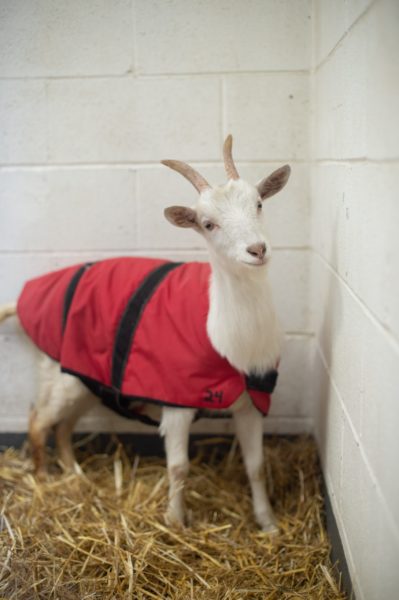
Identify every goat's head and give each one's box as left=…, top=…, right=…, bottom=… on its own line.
left=162, top=136, right=290, bottom=271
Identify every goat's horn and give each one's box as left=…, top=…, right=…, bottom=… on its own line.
left=223, top=134, right=239, bottom=180
left=161, top=160, right=210, bottom=193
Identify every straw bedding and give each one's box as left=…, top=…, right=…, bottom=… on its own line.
left=0, top=435, right=347, bottom=599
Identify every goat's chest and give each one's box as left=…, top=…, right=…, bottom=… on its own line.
left=207, top=284, right=283, bottom=374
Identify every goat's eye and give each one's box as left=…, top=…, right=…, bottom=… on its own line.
left=257, top=201, right=262, bottom=211
left=204, top=221, right=215, bottom=231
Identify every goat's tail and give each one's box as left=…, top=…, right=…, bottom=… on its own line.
left=0, top=302, right=17, bottom=323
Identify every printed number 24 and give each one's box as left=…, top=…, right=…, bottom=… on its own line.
left=204, top=389, right=224, bottom=404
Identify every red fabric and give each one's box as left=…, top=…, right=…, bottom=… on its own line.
left=17, top=258, right=272, bottom=415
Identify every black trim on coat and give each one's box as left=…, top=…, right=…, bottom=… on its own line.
left=60, top=367, right=196, bottom=427
left=62, top=262, right=94, bottom=333
left=245, top=369, right=278, bottom=394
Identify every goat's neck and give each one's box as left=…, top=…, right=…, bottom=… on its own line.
left=206, top=255, right=283, bottom=375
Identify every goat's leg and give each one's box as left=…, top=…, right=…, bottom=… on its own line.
left=30, top=353, right=98, bottom=475
left=233, top=398, right=277, bottom=533
left=28, top=354, right=55, bottom=475
left=29, top=407, right=52, bottom=476
left=160, top=407, right=196, bottom=526
left=55, top=393, right=96, bottom=471
left=55, top=416, right=77, bottom=471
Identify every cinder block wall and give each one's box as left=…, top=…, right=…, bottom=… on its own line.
left=310, top=1, right=399, bottom=598
left=0, top=1, right=311, bottom=434
left=2, top=1, right=399, bottom=596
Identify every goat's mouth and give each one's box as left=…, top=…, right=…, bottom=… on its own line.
left=241, top=257, right=269, bottom=267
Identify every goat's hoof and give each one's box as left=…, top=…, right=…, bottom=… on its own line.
left=256, top=512, right=279, bottom=535
left=57, top=460, right=76, bottom=474
left=260, top=521, right=279, bottom=536
left=164, top=509, right=185, bottom=528
left=73, top=461, right=84, bottom=476
left=34, top=467, right=47, bottom=481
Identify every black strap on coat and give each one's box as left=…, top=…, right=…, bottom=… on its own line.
left=62, top=262, right=94, bottom=332
left=111, top=262, right=182, bottom=392
left=60, top=261, right=183, bottom=426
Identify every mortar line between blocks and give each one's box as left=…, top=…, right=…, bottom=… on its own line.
left=131, top=0, right=138, bottom=76
left=0, top=69, right=311, bottom=81
left=308, top=0, right=316, bottom=168
left=135, top=69, right=311, bottom=78
left=220, top=75, right=226, bottom=143
left=310, top=0, right=317, bottom=74
left=284, top=331, right=315, bottom=339
left=133, top=167, right=139, bottom=247
left=0, top=159, right=309, bottom=170
left=315, top=340, right=399, bottom=544
left=314, top=158, right=399, bottom=165
left=313, top=250, right=399, bottom=353
left=0, top=73, right=134, bottom=81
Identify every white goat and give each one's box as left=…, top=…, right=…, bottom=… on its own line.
left=0, top=136, right=290, bottom=532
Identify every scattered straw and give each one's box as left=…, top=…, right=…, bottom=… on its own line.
left=0, top=435, right=347, bottom=599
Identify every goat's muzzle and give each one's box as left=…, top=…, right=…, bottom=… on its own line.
left=246, top=243, right=267, bottom=260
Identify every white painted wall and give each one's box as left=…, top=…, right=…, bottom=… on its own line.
left=1, top=1, right=398, bottom=596
left=0, top=0, right=311, bottom=434
left=311, top=1, right=399, bottom=598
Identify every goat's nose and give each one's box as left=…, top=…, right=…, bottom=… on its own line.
left=246, top=242, right=267, bottom=259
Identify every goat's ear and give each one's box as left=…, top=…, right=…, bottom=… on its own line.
left=257, top=165, right=291, bottom=200
left=164, top=205, right=199, bottom=229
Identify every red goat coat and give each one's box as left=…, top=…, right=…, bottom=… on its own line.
left=17, top=258, right=278, bottom=425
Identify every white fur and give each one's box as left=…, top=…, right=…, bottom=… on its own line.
left=0, top=152, right=289, bottom=531
left=0, top=302, right=17, bottom=321
left=160, top=407, right=196, bottom=525
left=207, top=261, right=282, bottom=374
left=196, top=178, right=283, bottom=373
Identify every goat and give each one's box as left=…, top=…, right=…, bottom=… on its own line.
left=0, top=136, right=290, bottom=532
